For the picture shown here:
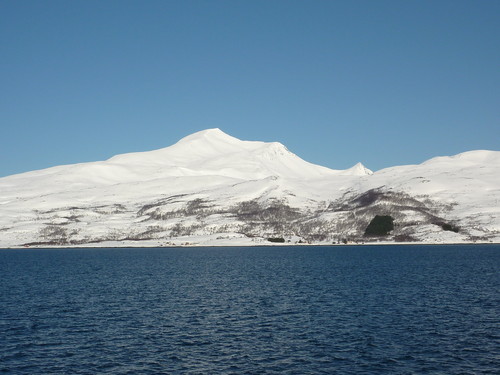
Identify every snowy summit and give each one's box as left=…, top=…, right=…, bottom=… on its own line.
left=109, top=128, right=372, bottom=180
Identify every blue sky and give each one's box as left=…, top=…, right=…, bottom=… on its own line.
left=1, top=0, right=499, bottom=177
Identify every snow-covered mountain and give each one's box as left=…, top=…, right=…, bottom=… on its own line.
left=1, top=128, right=498, bottom=247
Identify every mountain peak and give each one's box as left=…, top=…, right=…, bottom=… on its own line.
left=346, top=162, right=373, bottom=176
left=176, top=128, right=236, bottom=144
left=106, top=128, right=343, bottom=180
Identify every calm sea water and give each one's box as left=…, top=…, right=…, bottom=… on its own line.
left=0, top=245, right=498, bottom=374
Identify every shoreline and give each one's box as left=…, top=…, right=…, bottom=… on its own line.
left=2, top=241, right=499, bottom=250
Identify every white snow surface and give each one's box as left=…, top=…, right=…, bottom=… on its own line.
left=0, top=129, right=499, bottom=247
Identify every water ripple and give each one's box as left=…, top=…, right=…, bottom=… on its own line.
left=0, top=245, right=498, bottom=374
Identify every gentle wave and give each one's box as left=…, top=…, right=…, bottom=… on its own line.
left=1, top=245, right=498, bottom=374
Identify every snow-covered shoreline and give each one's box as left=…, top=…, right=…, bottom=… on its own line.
left=4, top=239, right=499, bottom=250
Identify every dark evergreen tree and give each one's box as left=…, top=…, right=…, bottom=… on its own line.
left=364, top=215, right=394, bottom=236
left=267, top=237, right=285, bottom=243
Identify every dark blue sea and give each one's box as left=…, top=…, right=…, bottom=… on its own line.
left=1, top=245, right=498, bottom=374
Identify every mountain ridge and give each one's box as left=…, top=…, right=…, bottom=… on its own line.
left=0, top=129, right=498, bottom=247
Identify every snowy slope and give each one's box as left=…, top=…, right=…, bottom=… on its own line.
left=0, top=129, right=498, bottom=247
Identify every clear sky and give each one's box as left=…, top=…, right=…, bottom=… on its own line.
left=1, top=0, right=499, bottom=177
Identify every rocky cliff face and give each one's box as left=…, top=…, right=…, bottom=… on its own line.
left=1, top=129, right=498, bottom=247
